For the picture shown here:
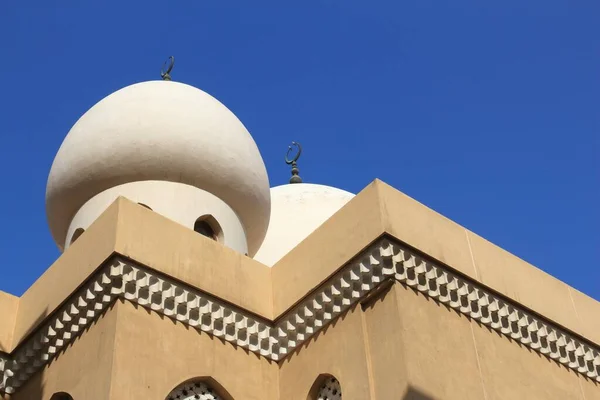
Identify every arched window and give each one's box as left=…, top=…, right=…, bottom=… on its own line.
left=310, top=375, right=342, bottom=400
left=194, top=215, right=223, bottom=242
left=50, top=393, right=74, bottom=400
left=165, top=380, right=227, bottom=400
left=70, top=228, right=85, bottom=245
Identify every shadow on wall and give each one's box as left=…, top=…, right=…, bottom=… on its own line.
left=0, top=305, right=49, bottom=400
left=402, top=386, right=436, bottom=400
left=1, top=307, right=49, bottom=400
left=4, top=304, right=112, bottom=399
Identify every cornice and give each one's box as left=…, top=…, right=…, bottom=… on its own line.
left=1, top=237, right=598, bottom=394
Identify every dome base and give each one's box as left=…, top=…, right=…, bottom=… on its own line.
left=65, top=180, right=248, bottom=255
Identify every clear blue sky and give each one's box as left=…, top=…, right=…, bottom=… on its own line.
left=0, top=1, right=598, bottom=300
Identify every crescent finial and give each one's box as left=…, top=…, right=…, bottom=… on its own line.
left=285, top=141, right=302, bottom=165
left=160, top=56, right=175, bottom=81
left=285, top=142, right=303, bottom=184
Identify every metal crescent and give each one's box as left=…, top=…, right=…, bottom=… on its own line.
left=285, top=141, right=302, bottom=164
left=161, top=56, right=175, bottom=77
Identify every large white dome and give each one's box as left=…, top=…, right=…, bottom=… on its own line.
left=254, top=183, right=354, bottom=266
left=46, top=80, right=271, bottom=254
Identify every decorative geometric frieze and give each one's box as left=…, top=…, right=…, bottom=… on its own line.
left=274, top=239, right=600, bottom=382
left=0, top=353, right=10, bottom=394
left=117, top=261, right=275, bottom=358
left=379, top=240, right=600, bottom=382
left=0, top=262, right=119, bottom=394
left=1, top=237, right=598, bottom=395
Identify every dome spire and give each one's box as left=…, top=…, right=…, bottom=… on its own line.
left=160, top=56, right=175, bottom=81
left=285, top=141, right=303, bottom=184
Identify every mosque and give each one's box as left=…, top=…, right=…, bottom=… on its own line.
left=0, top=58, right=598, bottom=400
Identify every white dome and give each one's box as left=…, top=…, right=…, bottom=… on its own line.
left=46, top=80, right=270, bottom=254
left=253, top=183, right=354, bottom=267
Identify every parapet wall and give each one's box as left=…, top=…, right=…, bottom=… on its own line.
left=1, top=180, right=598, bottom=399
left=0, top=291, right=18, bottom=352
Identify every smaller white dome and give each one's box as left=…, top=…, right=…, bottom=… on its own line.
left=254, top=183, right=354, bottom=267
left=46, top=80, right=270, bottom=254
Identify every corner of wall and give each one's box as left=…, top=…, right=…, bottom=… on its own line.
left=106, top=299, right=124, bottom=400
left=0, top=291, right=19, bottom=353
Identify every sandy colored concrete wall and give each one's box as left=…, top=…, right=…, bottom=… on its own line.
left=370, top=281, right=597, bottom=399
left=466, top=230, right=598, bottom=345
left=113, top=198, right=274, bottom=319
left=278, top=305, right=372, bottom=400
left=390, top=281, right=587, bottom=400
left=11, top=196, right=273, bottom=352
left=3, top=181, right=598, bottom=399
left=5, top=284, right=595, bottom=400
left=9, top=302, right=118, bottom=400
left=273, top=179, right=599, bottom=346
left=378, top=179, right=600, bottom=346
left=281, top=281, right=598, bottom=399
left=569, top=288, right=600, bottom=356
left=108, top=300, right=279, bottom=400
left=12, top=180, right=598, bottom=353
left=0, top=291, right=18, bottom=352
left=11, top=199, right=121, bottom=348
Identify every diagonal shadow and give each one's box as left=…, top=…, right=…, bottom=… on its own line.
left=402, top=386, right=436, bottom=400
left=2, top=307, right=48, bottom=400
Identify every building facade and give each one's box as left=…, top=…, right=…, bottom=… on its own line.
left=0, top=77, right=598, bottom=400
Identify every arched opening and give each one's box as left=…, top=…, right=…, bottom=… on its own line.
left=194, top=215, right=223, bottom=243
left=70, top=228, right=85, bottom=245
left=308, top=374, right=342, bottom=400
left=138, top=202, right=152, bottom=210
left=50, top=393, right=74, bottom=400
left=165, top=378, right=232, bottom=400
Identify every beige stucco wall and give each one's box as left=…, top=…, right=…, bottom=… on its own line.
left=11, top=199, right=121, bottom=349
left=113, top=199, right=274, bottom=319
left=570, top=288, right=600, bottom=354
left=466, top=230, right=595, bottom=344
left=2, top=180, right=599, bottom=399
left=279, top=281, right=598, bottom=399
left=6, top=282, right=598, bottom=400
left=381, top=179, right=599, bottom=346
left=0, top=291, right=18, bottom=352
left=10, top=181, right=599, bottom=352
left=10, top=196, right=273, bottom=353
left=9, top=302, right=119, bottom=400
left=385, top=282, right=588, bottom=399
left=108, top=300, right=279, bottom=400
left=272, top=180, right=600, bottom=345
left=6, top=300, right=279, bottom=400
left=278, top=305, right=372, bottom=400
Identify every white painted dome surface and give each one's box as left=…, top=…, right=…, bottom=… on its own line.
left=254, top=183, right=354, bottom=267
left=46, top=80, right=270, bottom=253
